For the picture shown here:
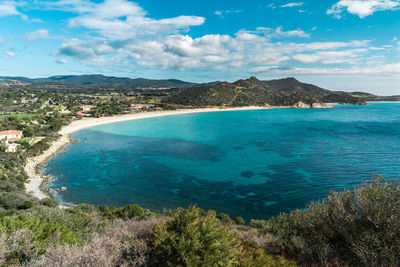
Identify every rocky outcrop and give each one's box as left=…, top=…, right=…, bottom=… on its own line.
left=292, top=101, right=310, bottom=108
left=312, top=102, right=333, bottom=108
left=291, top=101, right=333, bottom=109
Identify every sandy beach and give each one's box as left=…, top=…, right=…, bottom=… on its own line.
left=24, top=106, right=277, bottom=199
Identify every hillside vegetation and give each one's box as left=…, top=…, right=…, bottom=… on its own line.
left=0, top=75, right=203, bottom=90
left=164, top=77, right=365, bottom=107
left=0, top=173, right=399, bottom=266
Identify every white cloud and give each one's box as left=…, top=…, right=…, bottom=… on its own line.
left=0, top=1, right=20, bottom=17
left=238, top=27, right=310, bottom=39
left=25, top=29, right=51, bottom=40
left=250, top=63, right=400, bottom=76
left=0, top=1, right=36, bottom=21
left=4, top=51, right=15, bottom=57
left=31, top=18, right=43, bottom=23
left=327, top=0, right=400, bottom=18
left=214, top=9, right=242, bottom=18
left=53, top=0, right=205, bottom=40
left=44, top=0, right=397, bottom=78
left=0, top=37, right=3, bottom=43
left=293, top=49, right=366, bottom=64
left=56, top=26, right=370, bottom=72
left=281, top=2, right=304, bottom=8
left=56, top=58, right=67, bottom=64
left=275, top=27, right=310, bottom=38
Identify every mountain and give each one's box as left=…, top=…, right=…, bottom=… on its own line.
left=263, top=77, right=332, bottom=96
left=0, top=75, right=200, bottom=89
left=164, top=77, right=365, bottom=107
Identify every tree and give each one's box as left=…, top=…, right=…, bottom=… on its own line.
left=150, top=206, right=241, bottom=266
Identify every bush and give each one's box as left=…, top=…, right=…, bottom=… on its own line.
left=238, top=244, right=297, bottom=267
left=29, top=218, right=161, bottom=267
left=29, top=208, right=95, bottom=240
left=0, top=192, right=35, bottom=210
left=218, top=212, right=233, bottom=224
left=266, top=178, right=400, bottom=266
left=122, top=204, right=144, bottom=219
left=150, top=206, right=241, bottom=266
left=40, top=198, right=59, bottom=208
left=74, top=203, right=96, bottom=213
left=235, top=216, right=245, bottom=225
left=18, top=200, right=35, bottom=210
left=99, top=204, right=145, bottom=220
left=0, top=214, right=81, bottom=263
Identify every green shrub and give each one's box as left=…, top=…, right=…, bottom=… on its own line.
left=99, top=205, right=121, bottom=220
left=28, top=208, right=95, bottom=241
left=74, top=203, right=96, bottom=213
left=0, top=214, right=81, bottom=260
left=18, top=200, right=35, bottom=210
left=0, top=192, right=35, bottom=210
left=99, top=204, right=145, bottom=220
left=40, top=198, right=59, bottom=208
left=122, top=204, right=144, bottom=219
left=235, top=216, right=245, bottom=225
left=266, top=178, right=400, bottom=266
left=150, top=206, right=241, bottom=266
left=238, top=244, right=297, bottom=267
left=218, top=212, right=233, bottom=224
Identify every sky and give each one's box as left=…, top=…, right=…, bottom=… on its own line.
left=1, top=0, right=400, bottom=95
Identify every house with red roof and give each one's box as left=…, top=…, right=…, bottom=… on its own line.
left=0, top=130, right=23, bottom=141
left=0, top=130, right=23, bottom=153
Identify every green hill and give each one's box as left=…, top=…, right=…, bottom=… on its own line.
left=164, top=76, right=365, bottom=107
left=0, top=75, right=199, bottom=89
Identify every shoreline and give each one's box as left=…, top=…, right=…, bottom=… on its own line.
left=24, top=105, right=331, bottom=200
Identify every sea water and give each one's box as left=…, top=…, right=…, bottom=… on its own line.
left=43, top=103, right=400, bottom=220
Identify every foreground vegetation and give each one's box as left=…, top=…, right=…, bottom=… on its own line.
left=0, top=178, right=399, bottom=266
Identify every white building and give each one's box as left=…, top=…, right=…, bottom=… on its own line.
left=0, top=130, right=23, bottom=153
left=0, top=130, right=23, bottom=141
left=5, top=143, right=19, bottom=153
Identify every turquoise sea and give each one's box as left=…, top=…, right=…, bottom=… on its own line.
left=43, top=103, right=400, bottom=220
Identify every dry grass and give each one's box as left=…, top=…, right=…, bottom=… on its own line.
left=0, top=229, right=39, bottom=264
left=27, top=218, right=164, bottom=267
left=234, top=225, right=277, bottom=247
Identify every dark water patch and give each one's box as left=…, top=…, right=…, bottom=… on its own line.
left=241, top=171, right=255, bottom=178
left=232, top=146, right=244, bottom=150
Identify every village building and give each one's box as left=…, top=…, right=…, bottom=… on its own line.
left=0, top=130, right=23, bottom=141
left=0, top=130, right=23, bottom=153
left=80, top=105, right=97, bottom=112
left=76, top=105, right=97, bottom=117
left=5, top=143, right=19, bottom=153
left=129, top=104, right=154, bottom=111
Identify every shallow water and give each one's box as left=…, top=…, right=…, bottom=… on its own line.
left=43, top=103, right=400, bottom=220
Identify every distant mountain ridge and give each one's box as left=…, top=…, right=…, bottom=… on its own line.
left=1, top=74, right=395, bottom=103
left=0, top=74, right=203, bottom=89
left=164, top=76, right=366, bottom=107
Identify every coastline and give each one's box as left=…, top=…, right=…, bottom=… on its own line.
left=24, top=105, right=331, bottom=200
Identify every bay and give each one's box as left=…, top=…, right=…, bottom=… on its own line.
left=43, top=103, right=400, bottom=220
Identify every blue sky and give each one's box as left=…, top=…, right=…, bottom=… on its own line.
left=1, top=0, right=400, bottom=95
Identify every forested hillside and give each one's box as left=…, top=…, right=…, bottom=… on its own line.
left=164, top=76, right=365, bottom=107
